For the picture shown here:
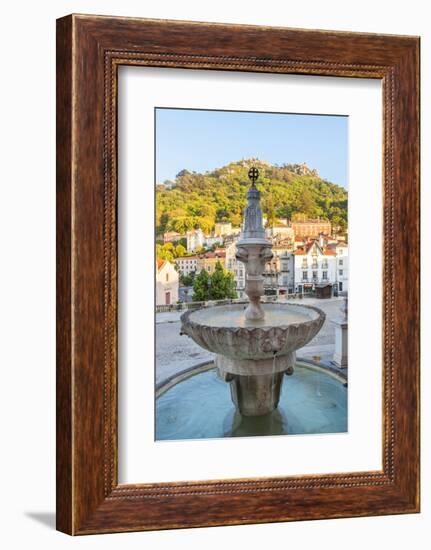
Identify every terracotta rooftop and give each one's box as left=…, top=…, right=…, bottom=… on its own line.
left=203, top=251, right=226, bottom=259
left=291, top=219, right=331, bottom=225
left=293, top=240, right=336, bottom=256
left=327, top=241, right=348, bottom=250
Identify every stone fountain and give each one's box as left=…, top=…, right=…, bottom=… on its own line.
left=180, top=167, right=325, bottom=417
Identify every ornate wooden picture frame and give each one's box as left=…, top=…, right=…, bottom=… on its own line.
left=56, top=14, right=420, bottom=534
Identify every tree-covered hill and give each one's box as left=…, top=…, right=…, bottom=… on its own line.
left=156, top=159, right=348, bottom=236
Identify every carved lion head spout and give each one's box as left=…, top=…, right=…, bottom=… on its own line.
left=235, top=246, right=248, bottom=263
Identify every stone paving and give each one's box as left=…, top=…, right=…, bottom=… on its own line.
left=155, top=296, right=346, bottom=384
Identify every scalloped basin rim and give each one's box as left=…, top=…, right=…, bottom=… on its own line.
left=180, top=303, right=325, bottom=360
left=181, top=302, right=325, bottom=331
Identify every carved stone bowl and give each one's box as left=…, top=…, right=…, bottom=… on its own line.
left=180, top=302, right=325, bottom=361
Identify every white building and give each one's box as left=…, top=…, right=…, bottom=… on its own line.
left=263, top=243, right=295, bottom=295
left=225, top=240, right=246, bottom=298
left=293, top=240, right=337, bottom=293
left=163, top=230, right=185, bottom=243
left=156, top=260, right=179, bottom=305
left=265, top=223, right=294, bottom=242
left=332, top=241, right=349, bottom=294
left=204, top=235, right=224, bottom=249
left=186, top=228, right=205, bottom=252
left=174, top=255, right=198, bottom=276
left=214, top=222, right=233, bottom=237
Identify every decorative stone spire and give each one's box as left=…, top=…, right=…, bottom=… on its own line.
left=241, top=167, right=266, bottom=241
left=238, top=167, right=268, bottom=246
left=236, top=167, right=273, bottom=320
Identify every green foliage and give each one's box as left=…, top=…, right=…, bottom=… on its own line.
left=175, top=244, right=187, bottom=257
left=156, top=243, right=175, bottom=263
left=222, top=270, right=237, bottom=300
left=180, top=271, right=196, bottom=287
left=192, top=269, right=210, bottom=301
left=156, top=242, right=188, bottom=263
left=156, top=160, right=348, bottom=236
left=208, top=262, right=226, bottom=300
left=192, top=263, right=238, bottom=302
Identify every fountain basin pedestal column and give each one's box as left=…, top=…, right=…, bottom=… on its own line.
left=216, top=352, right=295, bottom=416
left=236, top=241, right=273, bottom=321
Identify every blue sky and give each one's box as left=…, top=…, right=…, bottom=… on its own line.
left=155, top=108, right=348, bottom=188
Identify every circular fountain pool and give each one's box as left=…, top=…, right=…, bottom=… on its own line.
left=156, top=363, right=347, bottom=441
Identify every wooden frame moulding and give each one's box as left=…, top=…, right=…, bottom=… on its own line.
left=56, top=14, right=420, bottom=534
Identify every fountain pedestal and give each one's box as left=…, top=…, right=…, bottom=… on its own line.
left=216, top=352, right=295, bottom=416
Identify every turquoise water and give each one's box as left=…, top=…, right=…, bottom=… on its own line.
left=156, top=365, right=347, bottom=441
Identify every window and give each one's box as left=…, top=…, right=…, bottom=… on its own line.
left=302, top=271, right=308, bottom=280
left=339, top=259, right=343, bottom=265
left=166, top=273, right=169, bottom=282
left=322, top=271, right=328, bottom=280
left=312, top=271, right=318, bottom=280
left=339, top=269, right=343, bottom=276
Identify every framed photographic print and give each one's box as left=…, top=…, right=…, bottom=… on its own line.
left=56, top=14, right=420, bottom=534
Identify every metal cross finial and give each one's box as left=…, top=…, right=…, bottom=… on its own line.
left=248, top=166, right=259, bottom=185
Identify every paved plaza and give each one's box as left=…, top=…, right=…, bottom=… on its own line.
left=156, top=296, right=346, bottom=384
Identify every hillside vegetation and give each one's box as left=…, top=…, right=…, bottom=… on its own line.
left=156, top=160, right=348, bottom=236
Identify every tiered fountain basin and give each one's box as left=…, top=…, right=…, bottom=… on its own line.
left=180, top=302, right=326, bottom=417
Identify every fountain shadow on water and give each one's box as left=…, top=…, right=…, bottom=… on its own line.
left=224, top=408, right=289, bottom=437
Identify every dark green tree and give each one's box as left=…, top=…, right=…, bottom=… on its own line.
left=180, top=271, right=196, bottom=287
left=224, top=271, right=237, bottom=299
left=209, top=262, right=238, bottom=300
left=192, top=269, right=210, bottom=301
left=297, top=187, right=316, bottom=217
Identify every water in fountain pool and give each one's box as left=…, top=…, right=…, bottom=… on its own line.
left=156, top=364, right=347, bottom=440
left=188, top=303, right=315, bottom=328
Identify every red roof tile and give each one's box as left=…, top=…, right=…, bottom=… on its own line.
left=204, top=251, right=226, bottom=259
